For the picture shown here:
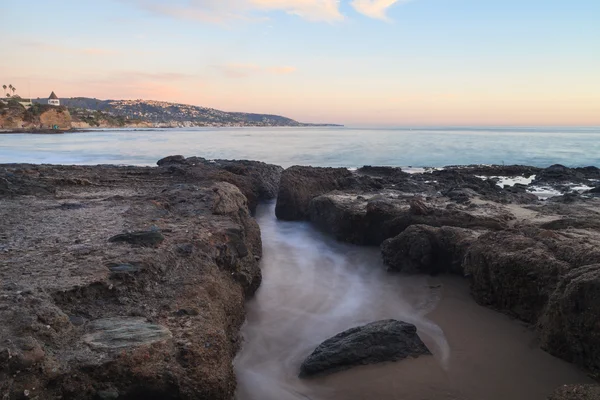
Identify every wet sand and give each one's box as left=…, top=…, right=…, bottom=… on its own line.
left=235, top=202, right=592, bottom=400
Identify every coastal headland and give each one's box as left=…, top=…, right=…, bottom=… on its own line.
left=1, top=158, right=599, bottom=399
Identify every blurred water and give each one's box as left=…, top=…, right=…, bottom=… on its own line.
left=234, top=203, right=593, bottom=400
left=1, top=126, right=599, bottom=167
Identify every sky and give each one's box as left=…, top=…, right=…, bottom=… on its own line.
left=1, top=0, right=599, bottom=126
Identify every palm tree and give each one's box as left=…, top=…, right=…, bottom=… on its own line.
left=11, top=87, right=16, bottom=96
left=7, top=84, right=13, bottom=97
left=2, top=85, right=6, bottom=96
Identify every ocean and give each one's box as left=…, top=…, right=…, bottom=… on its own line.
left=1, top=126, right=599, bottom=168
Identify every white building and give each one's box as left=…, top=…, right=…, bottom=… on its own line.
left=48, top=91, right=60, bottom=106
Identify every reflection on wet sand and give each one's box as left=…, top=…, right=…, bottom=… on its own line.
left=235, top=202, right=591, bottom=400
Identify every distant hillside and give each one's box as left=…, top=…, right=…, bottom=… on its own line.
left=33, top=97, right=340, bottom=128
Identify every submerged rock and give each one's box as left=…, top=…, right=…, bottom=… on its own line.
left=299, top=320, right=430, bottom=377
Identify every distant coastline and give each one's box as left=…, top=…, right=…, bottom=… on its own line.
left=0, top=96, right=342, bottom=131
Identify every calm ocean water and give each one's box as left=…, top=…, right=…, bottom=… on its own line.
left=1, top=126, right=599, bottom=167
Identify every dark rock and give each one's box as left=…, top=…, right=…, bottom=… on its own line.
left=69, top=315, right=86, bottom=326
left=157, top=155, right=186, bottom=166
left=58, top=202, right=86, bottom=210
left=382, top=225, right=477, bottom=274
left=533, top=164, right=587, bottom=185
left=108, top=231, right=165, bottom=247
left=357, top=166, right=407, bottom=178
left=176, top=243, right=194, bottom=256
left=96, top=390, right=120, bottom=400
left=275, top=166, right=354, bottom=220
left=300, top=320, right=430, bottom=377
left=309, top=193, right=508, bottom=245
left=464, top=231, right=568, bottom=323
left=539, top=264, right=600, bottom=373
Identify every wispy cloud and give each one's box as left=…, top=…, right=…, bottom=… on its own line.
left=124, top=0, right=343, bottom=23
left=351, top=0, right=411, bottom=21
left=251, top=0, right=343, bottom=22
left=214, top=63, right=297, bottom=77
left=20, top=40, right=120, bottom=56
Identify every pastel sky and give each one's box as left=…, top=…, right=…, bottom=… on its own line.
left=1, top=0, right=599, bottom=125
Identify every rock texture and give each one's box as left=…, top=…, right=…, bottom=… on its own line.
left=549, top=385, right=600, bottom=400
left=0, top=158, right=281, bottom=400
left=299, top=320, right=430, bottom=377
left=275, top=166, right=354, bottom=220
left=382, top=225, right=478, bottom=274
left=276, top=163, right=600, bottom=379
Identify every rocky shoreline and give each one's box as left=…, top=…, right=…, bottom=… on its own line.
left=1, top=158, right=599, bottom=399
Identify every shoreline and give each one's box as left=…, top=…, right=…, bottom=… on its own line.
left=1, top=158, right=599, bottom=399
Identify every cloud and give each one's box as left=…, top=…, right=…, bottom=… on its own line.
left=350, top=0, right=411, bottom=20
left=124, top=0, right=342, bottom=23
left=214, top=63, right=297, bottom=77
left=250, top=0, right=343, bottom=22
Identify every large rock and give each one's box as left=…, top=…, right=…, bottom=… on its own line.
left=275, top=166, right=354, bottom=220
left=156, top=155, right=283, bottom=212
left=0, top=159, right=272, bottom=400
left=299, top=320, right=430, bottom=377
left=308, top=193, right=508, bottom=245
left=463, top=231, right=569, bottom=323
left=382, top=225, right=478, bottom=274
left=539, top=264, right=600, bottom=373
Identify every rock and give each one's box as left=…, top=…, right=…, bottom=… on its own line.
left=96, top=390, right=120, bottom=400
left=275, top=166, right=354, bottom=220
left=107, top=263, right=140, bottom=274
left=299, top=320, right=430, bottom=377
left=548, top=384, right=600, bottom=400
left=357, top=166, right=407, bottom=178
left=382, top=225, right=477, bottom=274
left=464, top=231, right=569, bottom=323
left=308, top=192, right=508, bottom=245
left=533, top=164, right=587, bottom=185
left=539, top=264, right=600, bottom=373
left=157, top=155, right=186, bottom=166
left=83, top=317, right=172, bottom=350
left=108, top=231, right=165, bottom=247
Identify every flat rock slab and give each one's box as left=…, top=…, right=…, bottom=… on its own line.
left=83, top=317, right=172, bottom=350
left=300, top=319, right=430, bottom=377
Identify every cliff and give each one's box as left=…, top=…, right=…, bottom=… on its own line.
left=0, top=101, right=71, bottom=130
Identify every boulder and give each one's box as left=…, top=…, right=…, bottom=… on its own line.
left=539, top=264, right=600, bottom=373
left=463, top=231, right=569, bottom=323
left=299, top=320, right=430, bottom=377
left=382, top=225, right=478, bottom=274
left=275, top=166, right=354, bottom=220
